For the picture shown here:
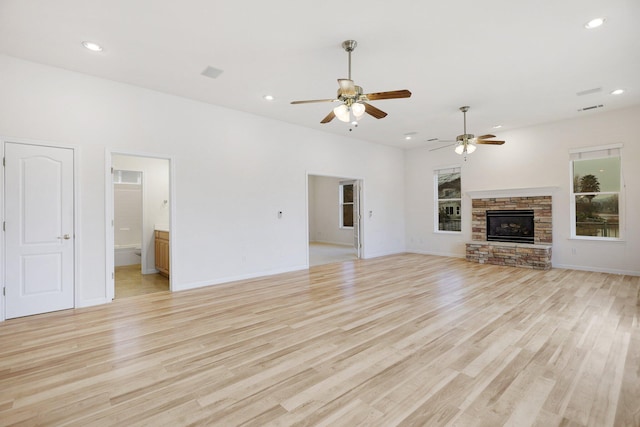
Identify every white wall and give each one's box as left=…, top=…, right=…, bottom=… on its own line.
left=405, top=105, right=640, bottom=275
left=0, top=54, right=406, bottom=310
left=308, top=175, right=354, bottom=245
left=112, top=155, right=170, bottom=273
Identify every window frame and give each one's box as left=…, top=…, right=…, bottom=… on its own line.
left=569, top=144, right=623, bottom=241
left=339, top=181, right=354, bottom=229
left=434, top=166, right=462, bottom=234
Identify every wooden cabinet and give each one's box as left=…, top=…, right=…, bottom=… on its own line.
left=154, top=230, right=170, bottom=278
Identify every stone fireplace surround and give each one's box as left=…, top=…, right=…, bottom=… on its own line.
left=465, top=188, right=555, bottom=270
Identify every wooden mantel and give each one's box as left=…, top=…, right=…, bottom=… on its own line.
left=466, top=186, right=559, bottom=199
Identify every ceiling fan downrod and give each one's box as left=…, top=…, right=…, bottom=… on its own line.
left=460, top=105, right=471, bottom=142
left=342, top=40, right=357, bottom=80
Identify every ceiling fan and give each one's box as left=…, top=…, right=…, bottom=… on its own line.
left=430, top=106, right=505, bottom=158
left=291, top=40, right=412, bottom=125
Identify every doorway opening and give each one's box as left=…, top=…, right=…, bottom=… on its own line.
left=307, top=174, right=362, bottom=266
left=108, top=153, right=171, bottom=299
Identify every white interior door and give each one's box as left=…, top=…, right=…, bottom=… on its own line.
left=4, top=142, right=74, bottom=319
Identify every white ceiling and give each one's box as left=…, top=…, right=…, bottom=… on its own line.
left=1, top=0, right=639, bottom=149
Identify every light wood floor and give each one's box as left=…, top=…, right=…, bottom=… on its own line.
left=309, top=242, right=358, bottom=266
left=115, top=264, right=169, bottom=299
left=1, top=254, right=638, bottom=426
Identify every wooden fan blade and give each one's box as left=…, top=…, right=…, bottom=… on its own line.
left=365, top=90, right=412, bottom=101
left=476, top=140, right=505, bottom=145
left=320, top=111, right=336, bottom=124
left=291, top=99, right=337, bottom=105
left=477, top=134, right=496, bottom=139
left=338, top=79, right=356, bottom=96
left=363, top=102, right=388, bottom=119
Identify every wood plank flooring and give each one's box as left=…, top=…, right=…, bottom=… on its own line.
left=309, top=242, right=357, bottom=267
left=115, top=264, right=169, bottom=299
left=0, top=254, right=638, bottom=426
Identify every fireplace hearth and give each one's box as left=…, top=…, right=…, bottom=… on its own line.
left=486, top=210, right=535, bottom=244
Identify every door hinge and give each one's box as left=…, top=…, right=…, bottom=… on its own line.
left=112, top=272, right=114, bottom=280
left=2, top=221, right=4, bottom=232
left=2, top=157, right=5, bottom=167
left=111, top=167, right=114, bottom=174
left=2, top=287, right=5, bottom=296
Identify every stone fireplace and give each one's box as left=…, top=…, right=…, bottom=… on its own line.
left=465, top=189, right=554, bottom=270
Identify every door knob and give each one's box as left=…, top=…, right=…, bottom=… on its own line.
left=58, top=234, right=71, bottom=240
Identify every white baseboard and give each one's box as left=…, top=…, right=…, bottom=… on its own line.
left=553, top=263, right=640, bottom=276
left=174, top=264, right=309, bottom=292
left=361, top=249, right=406, bottom=259
left=407, top=249, right=466, bottom=259
left=310, top=240, right=353, bottom=247
left=77, top=297, right=111, bottom=308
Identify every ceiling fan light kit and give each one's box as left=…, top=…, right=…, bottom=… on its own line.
left=333, top=101, right=365, bottom=123
left=454, top=106, right=505, bottom=159
left=291, top=40, right=412, bottom=126
left=429, top=106, right=506, bottom=159
left=455, top=140, right=476, bottom=155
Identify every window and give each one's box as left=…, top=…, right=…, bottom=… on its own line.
left=435, top=167, right=461, bottom=232
left=570, top=145, right=622, bottom=239
left=340, top=182, right=354, bottom=228
left=113, top=169, right=142, bottom=185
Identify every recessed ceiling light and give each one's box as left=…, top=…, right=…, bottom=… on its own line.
left=263, top=95, right=275, bottom=101
left=81, top=41, right=103, bottom=52
left=610, top=89, right=624, bottom=95
left=492, top=125, right=503, bottom=129
left=584, top=17, right=605, bottom=29
left=405, top=136, right=412, bottom=140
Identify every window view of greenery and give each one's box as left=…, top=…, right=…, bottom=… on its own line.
left=341, top=184, right=354, bottom=228
left=573, top=157, right=620, bottom=238
left=437, top=171, right=461, bottom=232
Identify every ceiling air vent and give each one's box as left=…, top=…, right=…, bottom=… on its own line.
left=576, top=87, right=602, bottom=96
left=577, top=104, right=604, bottom=112
left=201, top=66, right=224, bottom=79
